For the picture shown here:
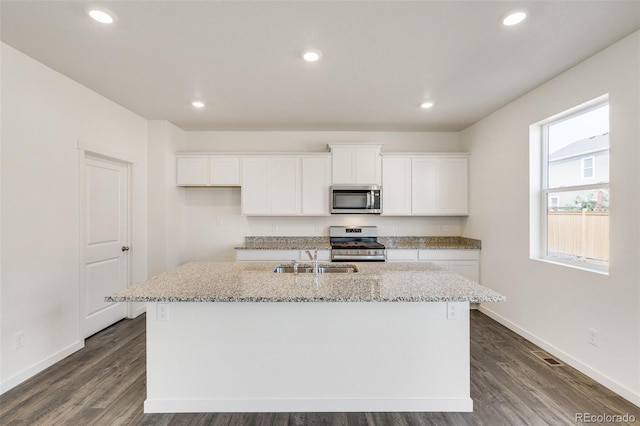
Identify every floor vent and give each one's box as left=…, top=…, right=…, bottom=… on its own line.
left=531, top=350, right=565, bottom=367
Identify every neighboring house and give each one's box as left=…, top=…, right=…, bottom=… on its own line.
left=547, top=133, right=609, bottom=210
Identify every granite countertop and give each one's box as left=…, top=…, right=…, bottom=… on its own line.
left=234, top=236, right=480, bottom=250
left=235, top=236, right=332, bottom=250
left=380, top=236, right=481, bottom=250
left=105, top=261, right=504, bottom=303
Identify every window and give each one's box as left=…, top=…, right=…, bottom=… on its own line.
left=531, top=97, right=609, bottom=272
left=582, top=156, right=594, bottom=179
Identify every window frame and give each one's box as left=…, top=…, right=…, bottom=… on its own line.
left=532, top=96, right=609, bottom=274
left=581, top=156, right=595, bottom=179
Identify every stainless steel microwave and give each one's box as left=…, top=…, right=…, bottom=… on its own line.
left=330, top=185, right=381, bottom=214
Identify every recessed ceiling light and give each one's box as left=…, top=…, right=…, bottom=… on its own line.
left=501, top=10, right=527, bottom=26
left=302, top=50, right=322, bottom=62
left=192, top=101, right=205, bottom=108
left=420, top=101, right=434, bottom=109
left=87, top=8, right=116, bottom=24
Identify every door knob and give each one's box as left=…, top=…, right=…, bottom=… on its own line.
left=121, top=246, right=130, bottom=252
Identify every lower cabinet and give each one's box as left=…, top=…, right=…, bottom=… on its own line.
left=386, top=249, right=480, bottom=282
left=236, top=249, right=331, bottom=262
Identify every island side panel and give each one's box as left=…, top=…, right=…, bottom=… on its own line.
left=145, top=301, right=472, bottom=413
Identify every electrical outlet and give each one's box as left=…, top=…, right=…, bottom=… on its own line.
left=447, top=303, right=459, bottom=320
left=315, top=224, right=321, bottom=233
left=272, top=224, right=278, bottom=233
left=443, top=225, right=450, bottom=232
left=216, top=218, right=222, bottom=226
left=588, top=328, right=598, bottom=346
left=157, top=304, right=168, bottom=321
left=395, top=225, right=400, bottom=232
left=14, top=331, right=25, bottom=350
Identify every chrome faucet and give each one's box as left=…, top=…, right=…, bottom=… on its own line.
left=291, top=259, right=299, bottom=274
left=305, top=249, right=319, bottom=275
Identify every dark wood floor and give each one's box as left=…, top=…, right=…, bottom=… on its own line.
left=2, top=310, right=639, bottom=425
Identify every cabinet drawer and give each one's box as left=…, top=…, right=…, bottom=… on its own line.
left=418, top=249, right=479, bottom=260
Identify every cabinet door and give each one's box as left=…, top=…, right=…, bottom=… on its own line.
left=439, top=158, right=468, bottom=215
left=269, top=158, right=301, bottom=215
left=411, top=158, right=440, bottom=214
left=302, top=157, right=331, bottom=215
left=382, top=157, right=412, bottom=215
left=331, top=147, right=355, bottom=184
left=354, top=147, right=381, bottom=184
left=210, top=157, right=241, bottom=186
left=241, top=158, right=270, bottom=215
left=176, top=158, right=208, bottom=185
left=385, top=249, right=419, bottom=262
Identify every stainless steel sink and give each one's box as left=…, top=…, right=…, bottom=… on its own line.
left=273, top=264, right=358, bottom=274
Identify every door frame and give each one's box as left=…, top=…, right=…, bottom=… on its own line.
left=78, top=150, right=133, bottom=339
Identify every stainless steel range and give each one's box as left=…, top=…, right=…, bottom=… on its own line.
left=330, top=226, right=386, bottom=262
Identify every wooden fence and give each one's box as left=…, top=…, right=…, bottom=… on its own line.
left=547, top=211, right=609, bottom=262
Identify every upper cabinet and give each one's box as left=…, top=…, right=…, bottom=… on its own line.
left=301, top=156, right=331, bottom=215
left=382, top=153, right=469, bottom=216
left=176, top=148, right=467, bottom=217
left=242, top=157, right=301, bottom=216
left=328, top=143, right=382, bottom=184
left=176, top=154, right=241, bottom=186
left=241, top=154, right=331, bottom=216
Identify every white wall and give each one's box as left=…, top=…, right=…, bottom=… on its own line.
left=179, top=131, right=465, bottom=262
left=460, top=32, right=640, bottom=405
left=0, top=44, right=149, bottom=393
left=147, top=121, right=186, bottom=275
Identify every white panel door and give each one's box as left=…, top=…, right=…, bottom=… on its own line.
left=83, top=155, right=129, bottom=338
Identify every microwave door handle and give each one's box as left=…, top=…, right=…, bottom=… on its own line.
left=366, top=191, right=371, bottom=209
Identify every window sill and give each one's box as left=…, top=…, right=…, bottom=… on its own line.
left=531, top=257, right=609, bottom=276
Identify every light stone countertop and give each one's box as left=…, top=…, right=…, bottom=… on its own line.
left=234, top=236, right=480, bottom=250
left=106, top=261, right=505, bottom=303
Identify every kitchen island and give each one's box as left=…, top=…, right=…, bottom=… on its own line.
left=107, top=261, right=504, bottom=413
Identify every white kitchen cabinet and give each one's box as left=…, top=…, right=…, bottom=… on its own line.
left=176, top=155, right=241, bottom=186
left=236, top=249, right=331, bottom=262
left=301, top=156, right=331, bottom=215
left=242, top=157, right=301, bottom=216
left=381, top=157, right=412, bottom=215
left=413, top=156, right=468, bottom=216
left=386, top=248, right=480, bottom=282
left=419, top=249, right=479, bottom=282
left=328, top=144, right=382, bottom=184
left=381, top=153, right=468, bottom=216
left=209, top=157, right=241, bottom=185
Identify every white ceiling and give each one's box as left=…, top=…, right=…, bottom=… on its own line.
left=2, top=1, right=639, bottom=132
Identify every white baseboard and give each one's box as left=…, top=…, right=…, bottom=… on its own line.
left=144, top=397, right=474, bottom=413
left=129, top=301, right=146, bottom=318
left=478, top=305, right=640, bottom=408
left=0, top=340, right=84, bottom=395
